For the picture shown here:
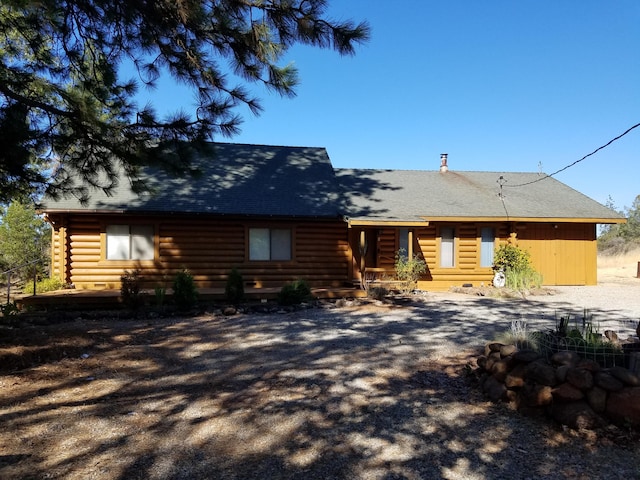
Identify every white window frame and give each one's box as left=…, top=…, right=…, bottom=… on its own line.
left=480, top=227, right=495, bottom=268
left=106, top=225, right=154, bottom=261
left=440, top=227, right=455, bottom=268
left=249, top=228, right=292, bottom=261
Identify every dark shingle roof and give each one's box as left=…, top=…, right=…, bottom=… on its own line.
left=41, top=143, right=623, bottom=223
left=42, top=143, right=342, bottom=218
left=336, top=169, right=623, bottom=222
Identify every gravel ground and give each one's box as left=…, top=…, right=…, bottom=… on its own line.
left=1, top=280, right=639, bottom=480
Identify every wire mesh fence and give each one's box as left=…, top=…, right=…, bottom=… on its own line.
left=535, top=331, right=628, bottom=368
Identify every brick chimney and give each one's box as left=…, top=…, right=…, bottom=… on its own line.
left=440, top=153, right=448, bottom=172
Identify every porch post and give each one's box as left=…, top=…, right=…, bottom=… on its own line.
left=408, top=230, right=414, bottom=259
left=359, top=230, right=366, bottom=274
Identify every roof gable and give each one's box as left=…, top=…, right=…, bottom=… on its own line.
left=42, top=143, right=342, bottom=217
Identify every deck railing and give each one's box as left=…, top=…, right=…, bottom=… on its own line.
left=2, top=259, right=45, bottom=304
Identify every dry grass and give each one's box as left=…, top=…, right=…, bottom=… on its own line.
left=598, top=246, right=640, bottom=269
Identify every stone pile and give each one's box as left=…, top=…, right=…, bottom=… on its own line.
left=476, top=343, right=640, bottom=430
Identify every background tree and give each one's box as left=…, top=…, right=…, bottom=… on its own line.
left=0, top=201, right=51, bottom=280
left=0, top=0, right=369, bottom=203
left=598, top=194, right=640, bottom=254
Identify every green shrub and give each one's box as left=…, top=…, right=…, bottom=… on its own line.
left=120, top=269, right=143, bottom=310
left=493, top=243, right=531, bottom=272
left=394, top=249, right=427, bottom=293
left=493, top=244, right=542, bottom=290
left=278, top=279, right=312, bottom=306
left=225, top=268, right=245, bottom=305
left=0, top=301, right=20, bottom=319
left=22, top=276, right=64, bottom=294
left=153, top=285, right=166, bottom=308
left=173, top=269, right=198, bottom=310
left=367, top=286, right=389, bottom=301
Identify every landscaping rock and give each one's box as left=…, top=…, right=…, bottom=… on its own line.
left=476, top=355, right=487, bottom=369
left=609, top=366, right=640, bottom=386
left=504, top=364, right=527, bottom=389
left=606, top=387, right=640, bottom=426
left=594, top=372, right=624, bottom=392
left=577, top=359, right=601, bottom=372
left=476, top=341, right=640, bottom=430
left=483, top=375, right=507, bottom=402
left=566, top=368, right=594, bottom=390
left=485, top=342, right=503, bottom=356
left=499, top=344, right=517, bottom=357
left=552, top=383, right=584, bottom=402
left=485, top=351, right=502, bottom=371
left=525, top=360, right=557, bottom=386
left=604, top=330, right=619, bottom=343
left=549, top=401, right=605, bottom=430
left=491, top=359, right=512, bottom=382
left=586, top=386, right=607, bottom=414
left=556, top=364, right=570, bottom=383
left=520, top=383, right=553, bottom=407
left=551, top=350, right=580, bottom=367
left=512, top=349, right=540, bottom=363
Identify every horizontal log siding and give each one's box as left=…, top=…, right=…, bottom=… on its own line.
left=50, top=225, right=67, bottom=283
left=377, top=229, right=397, bottom=270
left=60, top=214, right=349, bottom=290
left=66, top=216, right=103, bottom=287
left=415, top=223, right=504, bottom=291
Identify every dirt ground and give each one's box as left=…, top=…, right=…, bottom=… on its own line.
left=1, top=253, right=639, bottom=479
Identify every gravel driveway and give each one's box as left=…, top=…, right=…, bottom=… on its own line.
left=2, top=282, right=640, bottom=479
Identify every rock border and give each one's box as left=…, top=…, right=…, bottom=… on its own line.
left=476, top=342, right=640, bottom=430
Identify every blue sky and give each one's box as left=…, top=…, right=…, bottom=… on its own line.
left=138, top=1, right=640, bottom=212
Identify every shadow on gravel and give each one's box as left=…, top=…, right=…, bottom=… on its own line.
left=1, top=295, right=639, bottom=479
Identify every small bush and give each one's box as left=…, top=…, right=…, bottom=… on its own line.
left=153, top=285, right=166, bottom=308
left=173, top=269, right=198, bottom=310
left=278, top=279, right=312, bottom=306
left=493, top=243, right=531, bottom=272
left=0, top=301, right=20, bottom=320
left=493, top=244, right=542, bottom=291
left=121, top=269, right=143, bottom=310
left=22, top=276, right=64, bottom=294
left=367, top=286, right=389, bottom=301
left=394, top=249, right=427, bottom=293
left=225, top=268, right=245, bottom=305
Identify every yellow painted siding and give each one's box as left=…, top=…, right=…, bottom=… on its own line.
left=518, top=223, right=597, bottom=286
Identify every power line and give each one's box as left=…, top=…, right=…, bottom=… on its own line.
left=504, top=121, right=640, bottom=188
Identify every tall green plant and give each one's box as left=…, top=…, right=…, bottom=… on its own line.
left=493, top=244, right=542, bottom=290
left=394, top=249, right=427, bottom=293
left=121, top=269, right=143, bottom=310
left=225, top=268, right=245, bottom=305
left=173, top=269, right=198, bottom=311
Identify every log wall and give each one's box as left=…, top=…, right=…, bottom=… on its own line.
left=50, top=214, right=350, bottom=290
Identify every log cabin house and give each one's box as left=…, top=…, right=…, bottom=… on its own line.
left=40, top=144, right=625, bottom=293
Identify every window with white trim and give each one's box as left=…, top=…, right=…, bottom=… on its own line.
left=106, top=225, right=154, bottom=260
left=249, top=228, right=291, bottom=261
left=480, top=227, right=495, bottom=267
left=440, top=227, right=455, bottom=268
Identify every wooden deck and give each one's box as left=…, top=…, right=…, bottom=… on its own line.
left=16, top=285, right=366, bottom=310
